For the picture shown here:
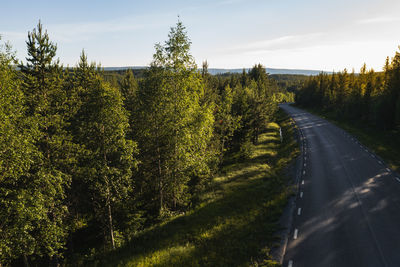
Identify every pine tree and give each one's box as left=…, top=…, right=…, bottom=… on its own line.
left=19, top=21, right=73, bottom=263
left=387, top=48, right=400, bottom=128
left=119, top=69, right=137, bottom=108
left=118, top=69, right=138, bottom=140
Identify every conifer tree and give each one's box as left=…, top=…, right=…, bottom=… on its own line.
left=19, top=21, right=73, bottom=263
left=119, top=69, right=137, bottom=107
left=118, top=69, right=138, bottom=140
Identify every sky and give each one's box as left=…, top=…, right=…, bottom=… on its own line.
left=1, top=0, right=400, bottom=71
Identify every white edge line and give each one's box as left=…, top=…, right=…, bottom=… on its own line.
left=386, top=168, right=391, bottom=172
left=294, top=229, right=298, bottom=239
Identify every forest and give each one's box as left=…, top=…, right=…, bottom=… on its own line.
left=295, top=50, right=400, bottom=130
left=0, top=21, right=294, bottom=266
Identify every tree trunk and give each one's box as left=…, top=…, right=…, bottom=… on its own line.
left=23, top=255, right=29, bottom=267
left=157, top=145, right=163, bottom=215
left=108, top=202, right=115, bottom=250
left=102, top=124, right=115, bottom=250
left=220, top=137, right=225, bottom=162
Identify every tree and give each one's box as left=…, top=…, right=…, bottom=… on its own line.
left=119, top=69, right=137, bottom=109
left=0, top=39, right=40, bottom=266
left=18, top=21, right=73, bottom=264
left=214, top=85, right=240, bottom=160
left=71, top=52, right=137, bottom=249
left=386, top=47, right=400, bottom=128
left=134, top=21, right=214, bottom=215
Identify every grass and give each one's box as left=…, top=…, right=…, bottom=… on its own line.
left=295, top=105, right=400, bottom=172
left=90, top=109, right=299, bottom=267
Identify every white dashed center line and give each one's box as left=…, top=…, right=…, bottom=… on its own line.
left=386, top=168, right=391, bottom=172
left=300, top=191, right=303, bottom=198
left=303, top=170, right=306, bottom=175
left=396, top=178, right=400, bottom=183
left=378, top=161, right=383, bottom=165
left=288, top=260, right=293, bottom=267
left=301, top=180, right=305, bottom=185
left=297, top=208, right=302, bottom=215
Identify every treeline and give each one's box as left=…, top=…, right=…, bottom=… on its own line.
left=104, top=69, right=297, bottom=104
left=295, top=49, right=400, bottom=130
left=0, top=21, right=291, bottom=265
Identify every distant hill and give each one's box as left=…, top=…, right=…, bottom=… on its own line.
left=103, top=66, right=149, bottom=71
left=103, top=66, right=329, bottom=76
left=207, top=68, right=329, bottom=76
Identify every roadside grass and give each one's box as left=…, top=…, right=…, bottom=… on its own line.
left=92, top=109, right=299, bottom=267
left=296, top=105, right=400, bottom=172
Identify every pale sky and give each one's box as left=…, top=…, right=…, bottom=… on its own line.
left=1, top=0, right=400, bottom=71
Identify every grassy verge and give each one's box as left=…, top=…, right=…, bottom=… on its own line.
left=91, top=109, right=299, bottom=267
left=295, top=105, right=400, bottom=172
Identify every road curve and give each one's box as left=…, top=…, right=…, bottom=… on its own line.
left=281, top=104, right=400, bottom=267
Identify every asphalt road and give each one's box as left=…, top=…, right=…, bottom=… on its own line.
left=281, top=104, right=400, bottom=267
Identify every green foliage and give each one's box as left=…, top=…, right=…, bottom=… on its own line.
left=295, top=47, right=400, bottom=131
left=119, top=69, right=137, bottom=109
left=214, top=85, right=241, bottom=160
left=0, top=20, right=290, bottom=265
left=133, top=21, right=215, bottom=216
left=90, top=110, right=298, bottom=267
left=70, top=52, right=138, bottom=250
left=0, top=39, right=38, bottom=265
left=229, top=66, right=278, bottom=146
left=19, top=21, right=73, bottom=261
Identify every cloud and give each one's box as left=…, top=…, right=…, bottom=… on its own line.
left=357, top=16, right=400, bottom=24
left=226, top=32, right=325, bottom=54
left=46, top=17, right=160, bottom=43
left=2, top=16, right=163, bottom=44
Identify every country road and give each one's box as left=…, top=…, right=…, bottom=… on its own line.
left=281, top=104, right=400, bottom=267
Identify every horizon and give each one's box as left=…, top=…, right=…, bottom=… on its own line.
left=1, top=0, right=399, bottom=72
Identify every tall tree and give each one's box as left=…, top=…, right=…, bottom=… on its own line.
left=134, top=21, right=214, bottom=215
left=71, top=52, right=137, bottom=249
left=19, top=21, right=73, bottom=263
left=0, top=40, right=39, bottom=266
